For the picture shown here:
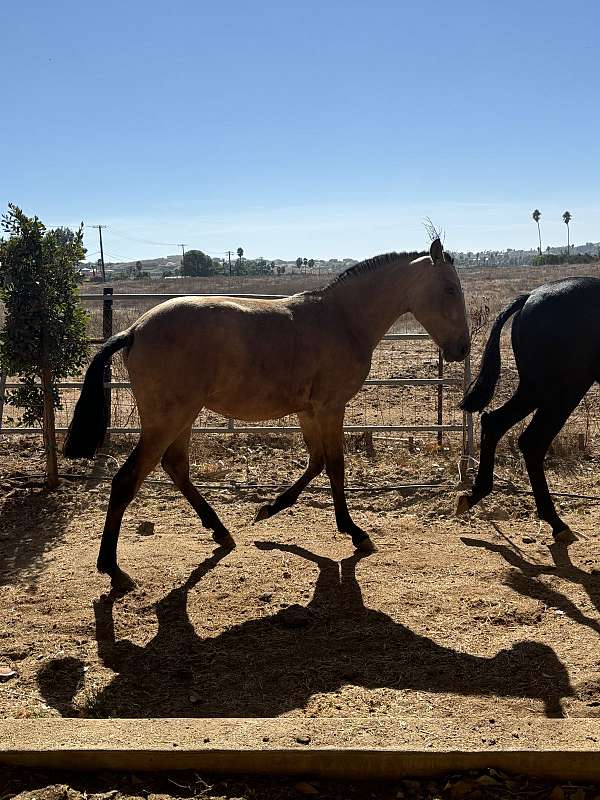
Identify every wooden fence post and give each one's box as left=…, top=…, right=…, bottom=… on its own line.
left=102, top=287, right=113, bottom=444
left=41, top=367, right=59, bottom=489
left=460, top=351, right=475, bottom=480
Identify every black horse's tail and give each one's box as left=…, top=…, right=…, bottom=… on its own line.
left=64, top=330, right=134, bottom=459
left=460, top=294, right=529, bottom=413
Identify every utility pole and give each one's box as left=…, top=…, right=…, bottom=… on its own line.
left=227, top=250, right=232, bottom=279
left=90, top=225, right=107, bottom=282
left=179, top=243, right=186, bottom=268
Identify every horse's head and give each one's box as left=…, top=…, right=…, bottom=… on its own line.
left=408, top=239, right=470, bottom=362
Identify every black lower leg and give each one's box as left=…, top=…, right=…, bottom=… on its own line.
left=467, top=391, right=534, bottom=507
left=518, top=392, right=587, bottom=536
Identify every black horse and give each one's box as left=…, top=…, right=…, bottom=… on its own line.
left=457, top=277, right=600, bottom=539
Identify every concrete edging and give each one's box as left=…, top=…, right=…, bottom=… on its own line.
left=1, top=718, right=599, bottom=780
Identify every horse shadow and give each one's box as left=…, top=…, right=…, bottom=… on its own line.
left=462, top=531, right=600, bottom=637
left=38, top=542, right=573, bottom=718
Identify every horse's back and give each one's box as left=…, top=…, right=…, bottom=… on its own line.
left=513, top=277, right=600, bottom=387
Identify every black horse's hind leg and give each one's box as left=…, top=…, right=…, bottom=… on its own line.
left=161, top=427, right=235, bottom=549
left=456, top=388, right=535, bottom=514
left=518, top=389, right=589, bottom=538
left=97, top=437, right=166, bottom=591
left=254, top=412, right=324, bottom=522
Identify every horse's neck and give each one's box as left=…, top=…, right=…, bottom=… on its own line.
left=325, top=260, right=419, bottom=349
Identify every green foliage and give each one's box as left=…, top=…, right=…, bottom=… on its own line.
left=532, top=252, right=596, bottom=266
left=0, top=204, right=89, bottom=426
left=182, top=249, right=214, bottom=276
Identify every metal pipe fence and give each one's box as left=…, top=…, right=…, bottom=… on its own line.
left=0, top=291, right=475, bottom=456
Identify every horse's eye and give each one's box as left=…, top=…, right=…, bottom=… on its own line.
left=445, top=286, right=456, bottom=296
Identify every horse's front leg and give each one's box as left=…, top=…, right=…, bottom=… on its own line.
left=318, top=406, right=375, bottom=552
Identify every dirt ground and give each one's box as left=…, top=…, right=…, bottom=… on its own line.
left=3, top=766, right=600, bottom=800
left=2, top=432, right=600, bottom=724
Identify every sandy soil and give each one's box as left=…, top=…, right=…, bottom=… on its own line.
left=1, top=434, right=600, bottom=724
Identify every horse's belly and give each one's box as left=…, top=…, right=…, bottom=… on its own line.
left=206, top=378, right=309, bottom=422
left=206, top=397, right=306, bottom=422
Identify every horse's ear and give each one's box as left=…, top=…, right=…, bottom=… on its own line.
left=430, top=238, right=444, bottom=263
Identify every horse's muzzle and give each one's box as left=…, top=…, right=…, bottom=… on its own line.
left=443, top=338, right=470, bottom=363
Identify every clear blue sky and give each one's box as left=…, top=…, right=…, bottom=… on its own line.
left=2, top=0, right=599, bottom=261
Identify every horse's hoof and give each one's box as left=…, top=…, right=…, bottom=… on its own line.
left=455, top=493, right=472, bottom=516
left=215, top=533, right=236, bottom=550
left=254, top=505, right=272, bottom=523
left=553, top=527, right=577, bottom=544
left=355, top=536, right=376, bottom=553
left=110, top=568, right=137, bottom=594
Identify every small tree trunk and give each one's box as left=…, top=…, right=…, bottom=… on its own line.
left=41, top=367, right=59, bottom=490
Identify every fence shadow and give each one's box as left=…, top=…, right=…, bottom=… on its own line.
left=38, top=542, right=572, bottom=719
left=462, top=533, right=600, bottom=637
left=0, top=486, right=73, bottom=587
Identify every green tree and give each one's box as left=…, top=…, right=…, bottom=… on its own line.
left=295, top=257, right=302, bottom=273
left=236, top=247, right=244, bottom=274
left=182, top=249, right=214, bottom=276
left=308, top=258, right=315, bottom=270
left=0, top=205, right=88, bottom=488
left=135, top=260, right=143, bottom=278
left=532, top=209, right=542, bottom=255
left=562, top=210, right=572, bottom=255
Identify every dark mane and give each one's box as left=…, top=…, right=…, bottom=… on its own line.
left=316, top=250, right=428, bottom=293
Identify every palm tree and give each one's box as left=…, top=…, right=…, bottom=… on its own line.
left=532, top=210, right=542, bottom=255
left=295, top=257, right=303, bottom=274
left=562, top=211, right=572, bottom=256
left=236, top=247, right=244, bottom=273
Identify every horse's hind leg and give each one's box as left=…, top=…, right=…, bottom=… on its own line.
left=161, top=426, right=235, bottom=549
left=254, top=412, right=324, bottom=522
left=518, top=388, right=588, bottom=539
left=97, top=433, right=169, bottom=591
left=456, top=387, right=535, bottom=515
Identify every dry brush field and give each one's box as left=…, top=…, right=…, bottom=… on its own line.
left=1, top=261, right=600, bottom=727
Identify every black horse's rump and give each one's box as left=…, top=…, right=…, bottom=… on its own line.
left=458, top=277, right=600, bottom=537
left=63, top=330, right=134, bottom=459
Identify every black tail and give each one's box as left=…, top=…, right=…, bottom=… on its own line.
left=63, top=330, right=134, bottom=458
left=460, top=294, right=529, bottom=413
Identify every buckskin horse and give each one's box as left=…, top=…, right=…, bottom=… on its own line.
left=457, top=277, right=600, bottom=540
left=65, top=238, right=470, bottom=590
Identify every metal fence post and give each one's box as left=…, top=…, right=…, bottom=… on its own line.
left=102, top=287, right=113, bottom=443
left=461, top=352, right=475, bottom=478
left=437, top=349, right=443, bottom=447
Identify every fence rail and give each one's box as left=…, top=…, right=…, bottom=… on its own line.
left=0, top=289, right=474, bottom=455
